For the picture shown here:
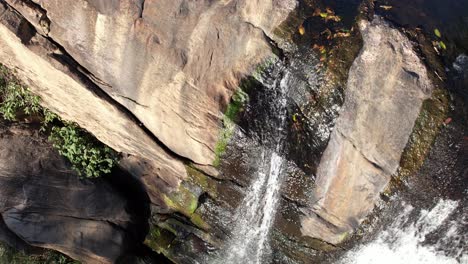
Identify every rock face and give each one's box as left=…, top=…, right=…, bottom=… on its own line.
left=0, top=1, right=296, bottom=262
left=0, top=0, right=295, bottom=165
left=0, top=0, right=440, bottom=262
left=0, top=122, right=147, bottom=263
left=301, top=17, right=434, bottom=244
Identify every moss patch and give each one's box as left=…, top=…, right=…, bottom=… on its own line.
left=385, top=88, right=449, bottom=193
left=144, top=226, right=176, bottom=255
left=213, top=84, right=249, bottom=167
left=186, top=165, right=218, bottom=198
left=213, top=57, right=278, bottom=167
left=190, top=212, right=210, bottom=231
left=162, top=185, right=199, bottom=217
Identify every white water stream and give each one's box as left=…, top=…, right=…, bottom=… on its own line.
left=215, top=69, right=291, bottom=264
left=340, top=199, right=467, bottom=264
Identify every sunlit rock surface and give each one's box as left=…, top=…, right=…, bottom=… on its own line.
left=301, top=17, right=434, bottom=244
left=1, top=0, right=295, bottom=165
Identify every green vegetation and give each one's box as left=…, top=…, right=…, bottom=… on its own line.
left=48, top=124, right=117, bottom=178
left=0, top=242, right=79, bottom=264
left=0, top=65, right=117, bottom=178
left=213, top=87, right=249, bottom=167
left=186, top=165, right=218, bottom=198
left=144, top=225, right=175, bottom=256
left=384, top=88, right=449, bottom=195
left=0, top=80, right=41, bottom=121
left=162, top=184, right=199, bottom=217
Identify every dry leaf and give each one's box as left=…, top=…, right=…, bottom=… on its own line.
left=380, top=5, right=393, bottom=10
left=299, top=24, right=305, bottom=35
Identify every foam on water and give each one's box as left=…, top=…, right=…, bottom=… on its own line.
left=211, top=64, right=291, bottom=264
left=340, top=199, right=467, bottom=264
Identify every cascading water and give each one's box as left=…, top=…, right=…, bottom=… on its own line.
left=211, top=61, right=293, bottom=264
left=339, top=199, right=467, bottom=264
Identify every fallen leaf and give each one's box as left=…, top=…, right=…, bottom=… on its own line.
left=434, top=28, right=442, bottom=38
left=321, top=28, right=332, bottom=39
left=292, top=114, right=298, bottom=122
left=380, top=5, right=393, bottom=10
left=439, top=41, right=447, bottom=50
left=334, top=32, right=351, bottom=38
left=314, top=8, right=341, bottom=22
left=328, top=15, right=341, bottom=22
left=299, top=24, right=305, bottom=35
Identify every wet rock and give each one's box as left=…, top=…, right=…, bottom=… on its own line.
left=301, top=17, right=434, bottom=245
left=0, top=123, right=145, bottom=263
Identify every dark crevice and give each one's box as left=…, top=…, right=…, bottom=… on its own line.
left=189, top=165, right=245, bottom=190
left=116, top=94, right=149, bottom=108
left=244, top=21, right=285, bottom=59
left=336, top=128, right=388, bottom=174
left=138, top=0, right=146, bottom=19
left=16, top=0, right=51, bottom=35
left=281, top=193, right=307, bottom=210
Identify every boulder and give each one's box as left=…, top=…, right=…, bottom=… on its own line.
left=0, top=123, right=146, bottom=263
left=301, top=17, right=434, bottom=244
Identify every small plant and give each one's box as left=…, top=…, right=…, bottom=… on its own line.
left=213, top=87, right=249, bottom=167
left=0, top=81, right=41, bottom=120
left=0, top=64, right=117, bottom=178
left=49, top=124, right=117, bottom=178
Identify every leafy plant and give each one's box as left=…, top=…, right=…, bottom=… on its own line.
left=0, top=64, right=117, bottom=178
left=0, top=82, right=41, bottom=120
left=49, top=124, right=117, bottom=178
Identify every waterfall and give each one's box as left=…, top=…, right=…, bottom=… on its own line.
left=212, top=63, right=291, bottom=264
left=339, top=199, right=467, bottom=264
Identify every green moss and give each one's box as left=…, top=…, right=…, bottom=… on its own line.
left=190, top=213, right=210, bottom=231
left=213, top=57, right=278, bottom=167
left=186, top=166, right=218, bottom=198
left=144, top=226, right=175, bottom=254
left=162, top=185, right=199, bottom=217
left=386, top=88, right=449, bottom=194
left=213, top=88, right=249, bottom=167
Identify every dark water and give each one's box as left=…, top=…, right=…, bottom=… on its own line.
left=376, top=0, right=468, bottom=61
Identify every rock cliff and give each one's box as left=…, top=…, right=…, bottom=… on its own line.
left=0, top=0, right=295, bottom=165
left=0, top=0, right=451, bottom=263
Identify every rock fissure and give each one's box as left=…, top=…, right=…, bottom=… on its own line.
left=138, top=0, right=145, bottom=19
left=335, top=128, right=387, bottom=174
left=244, top=20, right=285, bottom=59
left=116, top=94, right=149, bottom=108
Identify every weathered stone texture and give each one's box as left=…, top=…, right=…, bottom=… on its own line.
left=2, top=0, right=295, bottom=165
left=0, top=123, right=144, bottom=263
left=301, top=17, right=434, bottom=244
